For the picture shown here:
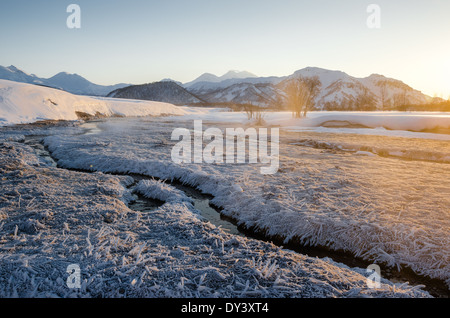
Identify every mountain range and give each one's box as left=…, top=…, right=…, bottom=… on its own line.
left=0, top=65, right=434, bottom=110
left=0, top=65, right=129, bottom=96
left=184, top=67, right=433, bottom=110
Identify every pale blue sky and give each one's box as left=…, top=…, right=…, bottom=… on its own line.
left=0, top=0, right=449, bottom=97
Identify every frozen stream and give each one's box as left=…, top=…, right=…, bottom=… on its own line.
left=20, top=119, right=450, bottom=298
left=23, top=134, right=243, bottom=237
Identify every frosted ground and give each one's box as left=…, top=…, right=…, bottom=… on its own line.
left=0, top=106, right=449, bottom=297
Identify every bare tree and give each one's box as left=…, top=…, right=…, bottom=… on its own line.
left=284, top=76, right=321, bottom=118
left=243, top=102, right=266, bottom=125
left=402, top=88, right=409, bottom=106
left=242, top=103, right=255, bottom=120
left=377, top=80, right=388, bottom=110
left=393, top=93, right=402, bottom=108
left=355, top=87, right=377, bottom=111
left=392, top=88, right=410, bottom=110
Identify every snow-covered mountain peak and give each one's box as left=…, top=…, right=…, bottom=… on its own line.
left=6, top=65, right=21, bottom=72
left=221, top=70, right=257, bottom=80
left=184, top=70, right=257, bottom=87
left=50, top=72, right=83, bottom=80
left=193, top=73, right=220, bottom=82
left=367, top=73, right=386, bottom=79
left=2, top=65, right=30, bottom=76
left=292, top=67, right=350, bottom=81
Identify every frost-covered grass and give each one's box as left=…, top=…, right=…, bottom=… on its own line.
left=39, top=117, right=450, bottom=291
left=0, top=134, right=431, bottom=298
left=134, top=179, right=193, bottom=204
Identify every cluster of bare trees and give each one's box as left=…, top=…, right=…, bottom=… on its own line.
left=242, top=103, right=266, bottom=125
left=377, top=80, right=410, bottom=110
left=241, top=76, right=321, bottom=119
left=238, top=76, right=322, bottom=123
left=284, top=76, right=321, bottom=118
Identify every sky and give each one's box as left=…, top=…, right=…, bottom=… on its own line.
left=0, top=0, right=449, bottom=97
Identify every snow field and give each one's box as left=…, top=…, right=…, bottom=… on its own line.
left=174, top=108, right=450, bottom=140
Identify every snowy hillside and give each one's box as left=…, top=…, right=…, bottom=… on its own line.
left=287, top=67, right=431, bottom=110
left=196, top=82, right=280, bottom=107
left=0, top=79, right=186, bottom=126
left=0, top=65, right=129, bottom=96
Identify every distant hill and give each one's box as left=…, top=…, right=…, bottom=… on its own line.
left=107, top=81, right=205, bottom=105
left=0, top=65, right=129, bottom=96
left=45, top=72, right=129, bottom=96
